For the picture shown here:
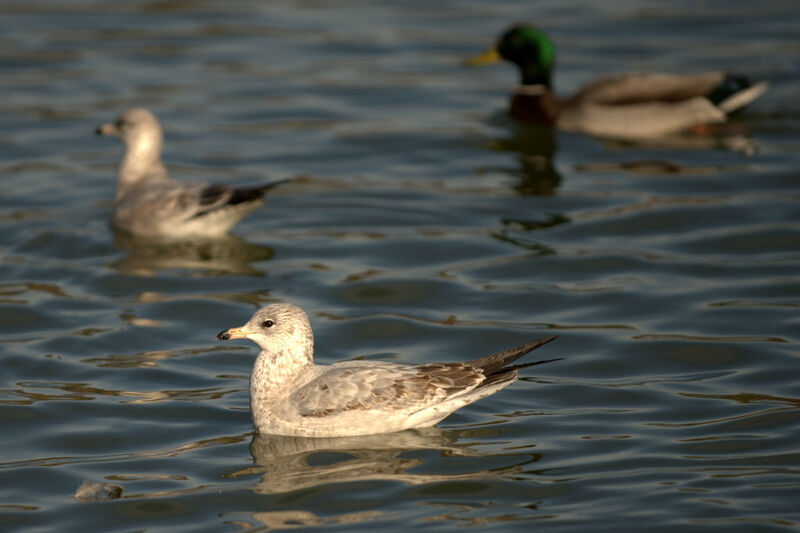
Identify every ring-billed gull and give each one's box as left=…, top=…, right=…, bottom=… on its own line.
left=96, top=108, right=288, bottom=238
left=216, top=303, right=559, bottom=437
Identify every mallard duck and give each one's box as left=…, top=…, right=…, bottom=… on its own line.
left=96, top=108, right=288, bottom=239
left=466, top=25, right=768, bottom=140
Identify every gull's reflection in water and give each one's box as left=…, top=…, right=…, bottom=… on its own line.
left=109, top=230, right=274, bottom=276
left=239, top=426, right=542, bottom=495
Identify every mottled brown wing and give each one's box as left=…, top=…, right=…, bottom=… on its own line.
left=292, top=361, right=485, bottom=418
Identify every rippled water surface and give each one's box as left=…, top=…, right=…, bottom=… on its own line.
left=1, top=1, right=799, bottom=531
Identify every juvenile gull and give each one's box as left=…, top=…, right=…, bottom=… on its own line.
left=216, top=303, right=559, bottom=437
left=96, top=108, right=287, bottom=238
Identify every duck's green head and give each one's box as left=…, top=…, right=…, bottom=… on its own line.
left=466, top=25, right=555, bottom=87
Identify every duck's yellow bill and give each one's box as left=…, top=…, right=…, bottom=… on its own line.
left=463, top=46, right=502, bottom=66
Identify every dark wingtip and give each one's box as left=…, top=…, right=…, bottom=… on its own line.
left=504, top=356, right=564, bottom=373
left=516, top=336, right=561, bottom=368
left=216, top=330, right=231, bottom=341
left=525, top=356, right=564, bottom=367
left=224, top=178, right=293, bottom=206
left=257, top=178, right=292, bottom=193
left=524, top=335, right=559, bottom=352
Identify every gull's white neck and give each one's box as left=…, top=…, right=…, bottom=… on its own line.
left=250, top=338, right=315, bottom=404
left=116, top=132, right=169, bottom=197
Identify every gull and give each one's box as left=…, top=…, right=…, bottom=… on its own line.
left=96, top=108, right=287, bottom=238
left=216, top=303, right=559, bottom=437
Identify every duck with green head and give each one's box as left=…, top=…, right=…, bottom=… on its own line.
left=466, top=24, right=768, bottom=140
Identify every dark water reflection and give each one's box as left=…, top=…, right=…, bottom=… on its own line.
left=111, top=231, right=274, bottom=277
left=1, top=0, right=799, bottom=532
left=487, top=120, right=562, bottom=196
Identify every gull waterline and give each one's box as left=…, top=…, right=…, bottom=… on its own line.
left=216, top=303, right=559, bottom=437
left=96, top=108, right=287, bottom=238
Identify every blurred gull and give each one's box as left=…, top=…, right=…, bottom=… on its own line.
left=96, top=108, right=287, bottom=238
left=217, top=303, right=559, bottom=437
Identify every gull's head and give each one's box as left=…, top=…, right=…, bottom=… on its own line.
left=216, top=303, right=315, bottom=358
left=95, top=107, right=163, bottom=151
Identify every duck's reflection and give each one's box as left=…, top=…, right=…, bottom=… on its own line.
left=488, top=122, right=562, bottom=196
left=240, top=427, right=542, bottom=495
left=109, top=231, right=274, bottom=276
left=597, top=128, right=759, bottom=155
left=487, top=116, right=757, bottom=198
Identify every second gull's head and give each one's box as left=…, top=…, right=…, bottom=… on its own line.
left=95, top=107, right=163, bottom=153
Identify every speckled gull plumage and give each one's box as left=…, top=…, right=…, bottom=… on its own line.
left=216, top=303, right=559, bottom=437
left=96, top=108, right=287, bottom=238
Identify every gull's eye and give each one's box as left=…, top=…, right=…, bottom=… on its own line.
left=115, top=119, right=125, bottom=129
left=261, top=320, right=274, bottom=328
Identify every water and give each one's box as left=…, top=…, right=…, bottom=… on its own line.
left=1, top=0, right=799, bottom=531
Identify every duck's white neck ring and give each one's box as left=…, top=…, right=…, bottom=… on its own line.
left=515, top=84, right=549, bottom=96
